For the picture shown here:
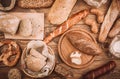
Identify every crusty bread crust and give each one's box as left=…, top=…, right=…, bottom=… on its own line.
left=18, top=0, right=54, bottom=8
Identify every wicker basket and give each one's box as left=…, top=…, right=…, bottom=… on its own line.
left=21, top=41, right=55, bottom=78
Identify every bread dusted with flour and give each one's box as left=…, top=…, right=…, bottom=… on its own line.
left=66, top=31, right=102, bottom=55
left=25, top=48, right=47, bottom=72
left=18, top=19, right=32, bottom=37
left=0, top=14, right=20, bottom=35
left=48, top=0, right=77, bottom=24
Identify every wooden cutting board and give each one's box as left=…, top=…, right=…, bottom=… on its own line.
left=58, top=28, right=95, bottom=68
left=4, top=13, right=44, bottom=40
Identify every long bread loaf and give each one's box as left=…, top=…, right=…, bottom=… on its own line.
left=98, top=0, right=120, bottom=42
left=83, top=61, right=116, bottom=79
left=109, top=18, right=120, bottom=38
left=48, top=0, right=77, bottom=24
left=44, top=10, right=89, bottom=43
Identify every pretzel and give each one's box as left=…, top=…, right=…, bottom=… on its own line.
left=0, top=40, right=21, bottom=66
left=44, top=9, right=89, bottom=43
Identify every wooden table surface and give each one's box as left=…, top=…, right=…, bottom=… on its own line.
left=0, top=0, right=120, bottom=79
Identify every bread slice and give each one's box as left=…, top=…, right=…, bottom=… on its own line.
left=18, top=0, right=54, bottom=8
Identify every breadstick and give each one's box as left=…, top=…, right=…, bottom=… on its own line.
left=83, top=61, right=116, bottom=79
left=109, top=18, right=120, bottom=38
left=44, top=10, right=89, bottom=43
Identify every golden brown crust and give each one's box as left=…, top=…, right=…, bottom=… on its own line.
left=66, top=31, right=102, bottom=55
left=18, top=0, right=54, bottom=8
left=91, top=8, right=104, bottom=24
left=0, top=40, right=21, bottom=66
left=109, top=18, right=120, bottom=38
left=44, top=10, right=89, bottom=43
left=98, top=0, right=120, bottom=43
left=48, top=0, right=77, bottom=24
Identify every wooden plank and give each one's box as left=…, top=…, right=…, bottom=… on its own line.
left=0, top=0, right=120, bottom=79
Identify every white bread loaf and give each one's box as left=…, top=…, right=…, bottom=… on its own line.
left=48, top=0, right=77, bottom=24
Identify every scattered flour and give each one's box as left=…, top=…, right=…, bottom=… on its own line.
left=113, top=41, right=120, bottom=53
left=70, top=51, right=82, bottom=65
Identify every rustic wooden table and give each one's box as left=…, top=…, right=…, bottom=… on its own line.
left=0, top=0, right=120, bottom=79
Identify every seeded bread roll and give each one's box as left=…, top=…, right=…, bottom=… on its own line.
left=18, top=0, right=54, bottom=8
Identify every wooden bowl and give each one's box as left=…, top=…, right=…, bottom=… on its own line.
left=21, top=42, right=55, bottom=78
left=58, top=28, right=95, bottom=68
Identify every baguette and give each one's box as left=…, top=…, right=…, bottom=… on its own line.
left=98, top=0, right=120, bottom=42
left=44, top=10, right=89, bottom=43
left=109, top=18, right=120, bottom=38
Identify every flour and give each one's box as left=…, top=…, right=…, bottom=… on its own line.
left=113, top=41, right=120, bottom=53
left=70, top=51, right=82, bottom=65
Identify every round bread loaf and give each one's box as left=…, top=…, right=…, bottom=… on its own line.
left=18, top=19, right=32, bottom=37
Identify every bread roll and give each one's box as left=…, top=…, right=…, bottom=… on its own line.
left=0, top=14, right=20, bottom=35
left=8, top=68, right=21, bottom=79
left=66, top=31, right=102, bottom=55
left=48, top=0, right=77, bottom=24
left=18, top=19, right=32, bottom=37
